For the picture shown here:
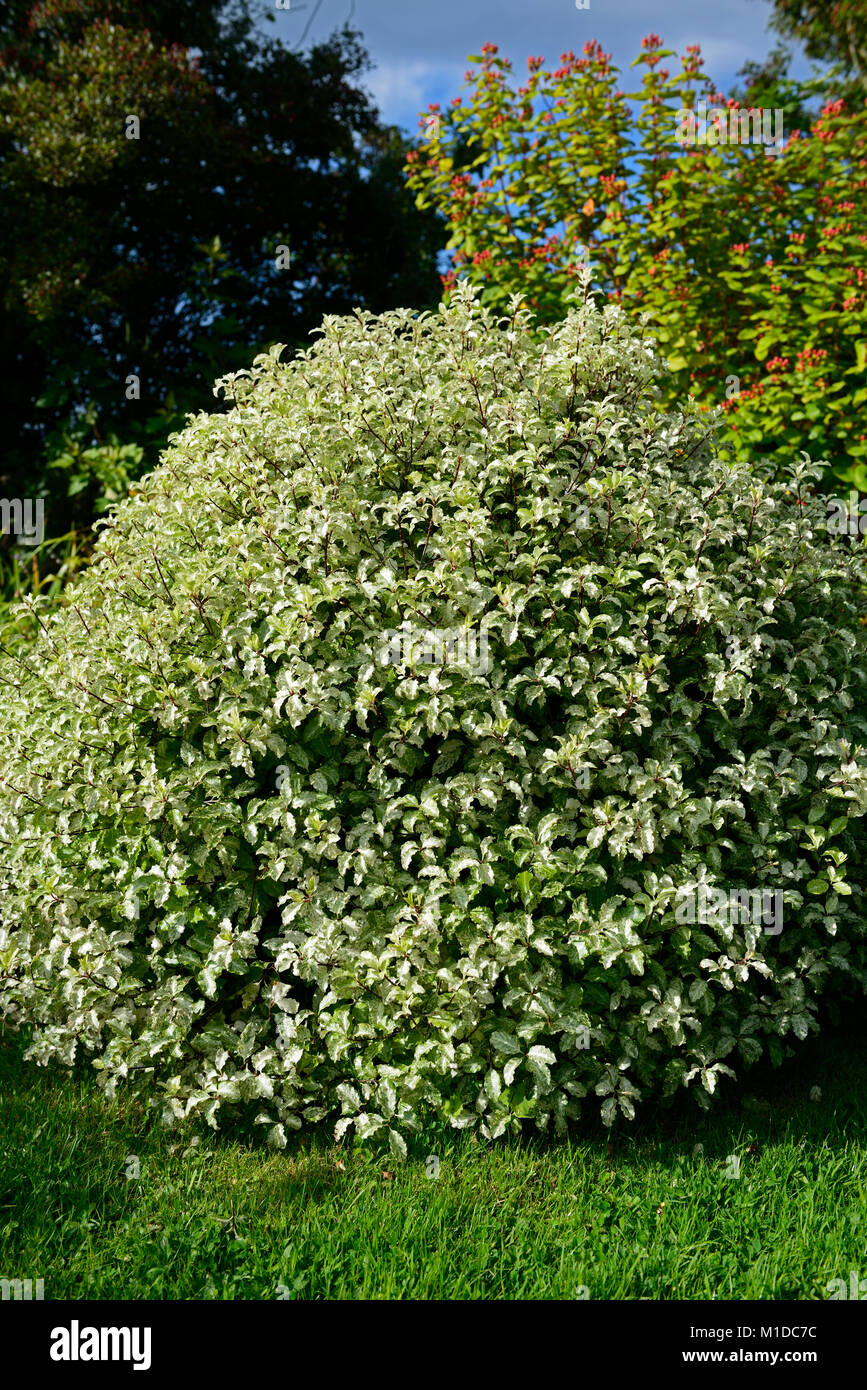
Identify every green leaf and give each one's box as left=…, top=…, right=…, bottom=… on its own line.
left=388, top=1129, right=407, bottom=1162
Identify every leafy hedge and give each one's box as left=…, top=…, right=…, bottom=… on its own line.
left=1, top=281, right=866, bottom=1148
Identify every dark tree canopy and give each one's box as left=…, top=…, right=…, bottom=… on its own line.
left=767, top=0, right=867, bottom=82
left=0, top=0, right=443, bottom=535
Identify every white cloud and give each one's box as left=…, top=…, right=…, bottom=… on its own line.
left=361, top=59, right=455, bottom=127
left=268, top=0, right=815, bottom=131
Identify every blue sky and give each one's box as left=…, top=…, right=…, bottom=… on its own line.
left=267, top=0, right=815, bottom=136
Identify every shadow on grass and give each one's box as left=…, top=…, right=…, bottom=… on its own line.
left=3, top=997, right=866, bottom=1180
left=2, top=1003, right=866, bottom=1299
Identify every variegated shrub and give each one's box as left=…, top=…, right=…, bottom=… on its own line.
left=1, top=277, right=866, bottom=1152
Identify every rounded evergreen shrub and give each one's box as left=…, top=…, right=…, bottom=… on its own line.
left=2, top=280, right=866, bottom=1150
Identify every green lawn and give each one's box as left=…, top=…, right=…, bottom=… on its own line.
left=1, top=1015, right=866, bottom=1301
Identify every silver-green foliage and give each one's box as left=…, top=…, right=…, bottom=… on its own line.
left=1, top=280, right=866, bottom=1150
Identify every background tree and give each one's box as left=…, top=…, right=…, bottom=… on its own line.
left=405, top=38, right=867, bottom=492
left=731, top=1, right=866, bottom=118
left=728, top=43, right=819, bottom=130
left=0, top=0, right=442, bottom=566
left=765, top=0, right=867, bottom=84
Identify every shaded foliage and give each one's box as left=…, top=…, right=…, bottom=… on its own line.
left=0, top=0, right=442, bottom=559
